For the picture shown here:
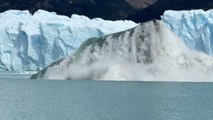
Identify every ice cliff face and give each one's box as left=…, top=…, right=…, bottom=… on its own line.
left=0, top=10, right=137, bottom=71
left=161, top=9, right=213, bottom=56
left=32, top=20, right=213, bottom=81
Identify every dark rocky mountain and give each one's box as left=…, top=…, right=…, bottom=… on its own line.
left=0, top=0, right=156, bottom=20
left=128, top=0, right=213, bottom=22
left=0, top=0, right=212, bottom=22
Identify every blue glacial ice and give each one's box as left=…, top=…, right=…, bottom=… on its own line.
left=162, top=9, right=213, bottom=56
left=0, top=10, right=137, bottom=71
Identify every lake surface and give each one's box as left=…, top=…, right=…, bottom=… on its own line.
left=0, top=74, right=213, bottom=120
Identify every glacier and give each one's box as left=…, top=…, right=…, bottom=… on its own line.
left=32, top=20, right=213, bottom=81
left=161, top=9, right=213, bottom=56
left=0, top=10, right=137, bottom=71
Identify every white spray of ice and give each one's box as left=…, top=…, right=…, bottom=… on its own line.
left=39, top=20, right=213, bottom=81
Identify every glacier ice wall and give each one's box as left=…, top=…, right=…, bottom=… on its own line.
left=161, top=9, right=213, bottom=56
left=0, top=10, right=137, bottom=71
left=32, top=20, right=213, bottom=81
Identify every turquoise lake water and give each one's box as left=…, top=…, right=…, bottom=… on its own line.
left=0, top=74, right=213, bottom=120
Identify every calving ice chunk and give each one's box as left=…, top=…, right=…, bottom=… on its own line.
left=32, top=20, right=213, bottom=81
left=0, top=10, right=137, bottom=71
left=161, top=9, right=213, bottom=56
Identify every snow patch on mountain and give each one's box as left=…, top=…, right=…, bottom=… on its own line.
left=0, top=10, right=137, bottom=71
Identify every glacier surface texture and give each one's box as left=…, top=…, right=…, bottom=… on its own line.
left=162, top=9, right=213, bottom=56
left=0, top=10, right=137, bottom=71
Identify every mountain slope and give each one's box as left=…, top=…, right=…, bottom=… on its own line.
left=1, top=0, right=212, bottom=22
left=0, top=0, right=156, bottom=20
left=128, top=0, right=213, bottom=22
left=32, top=20, right=213, bottom=81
